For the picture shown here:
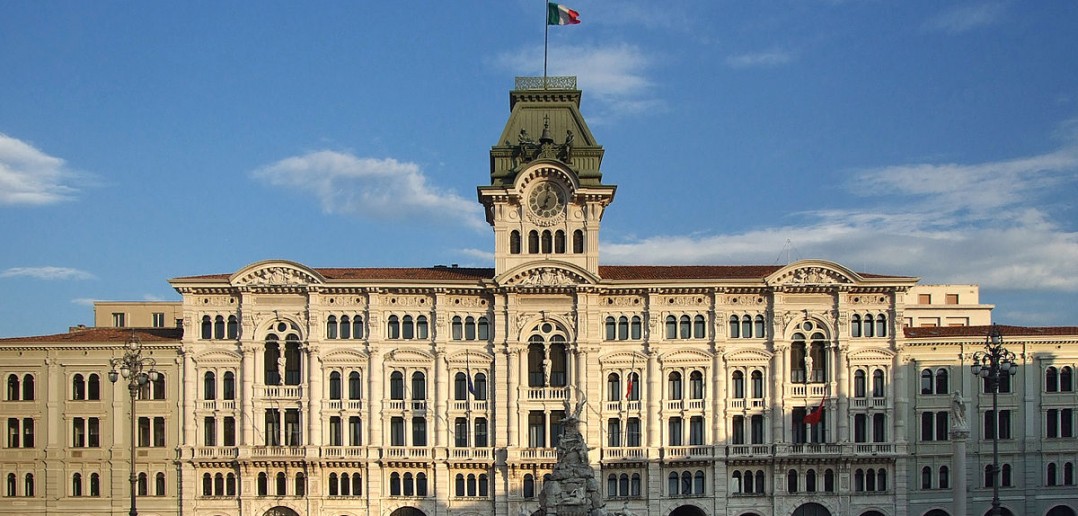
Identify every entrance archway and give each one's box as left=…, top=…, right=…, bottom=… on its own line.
left=263, top=508, right=299, bottom=516
left=670, top=505, right=707, bottom=516
left=982, top=510, right=1014, bottom=516
left=390, top=508, right=427, bottom=516
left=861, top=512, right=886, bottom=516
left=1048, top=506, right=1077, bottom=516
left=924, top=510, right=950, bottom=516
left=793, top=503, right=832, bottom=516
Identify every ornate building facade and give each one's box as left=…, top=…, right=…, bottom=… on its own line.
left=2, top=78, right=1077, bottom=516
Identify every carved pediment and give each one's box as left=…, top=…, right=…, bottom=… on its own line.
left=504, top=266, right=588, bottom=287
left=231, top=260, right=324, bottom=287
left=769, top=261, right=857, bottom=288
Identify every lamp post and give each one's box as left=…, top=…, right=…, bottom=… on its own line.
left=108, top=333, right=159, bottom=516
left=969, top=324, right=1017, bottom=516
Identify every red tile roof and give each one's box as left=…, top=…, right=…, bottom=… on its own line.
left=173, top=265, right=911, bottom=283
left=905, top=325, right=1078, bottom=339
left=0, top=327, right=182, bottom=344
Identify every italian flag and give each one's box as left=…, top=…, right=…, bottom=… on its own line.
left=548, top=2, right=581, bottom=25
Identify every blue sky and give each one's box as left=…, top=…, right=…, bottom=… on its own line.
left=2, top=1, right=1077, bottom=337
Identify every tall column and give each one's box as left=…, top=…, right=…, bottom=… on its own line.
left=952, top=427, right=969, bottom=516
left=506, top=348, right=520, bottom=448
left=773, top=345, right=788, bottom=443
left=434, top=346, right=447, bottom=448
left=368, top=347, right=385, bottom=446
left=241, top=344, right=257, bottom=447
left=835, top=343, right=849, bottom=443
left=306, top=344, right=322, bottom=447
left=646, top=350, right=661, bottom=448
left=181, top=346, right=197, bottom=447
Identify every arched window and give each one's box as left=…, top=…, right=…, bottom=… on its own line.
left=791, top=334, right=807, bottom=383
left=90, top=473, right=100, bottom=497
left=213, top=473, right=223, bottom=496
left=455, top=474, right=465, bottom=497
left=851, top=314, right=862, bottom=337
left=732, top=371, right=745, bottom=399
left=340, top=316, right=352, bottom=339
left=6, top=375, right=18, bottom=401
left=226, top=473, right=235, bottom=496
left=876, top=314, right=887, bottom=337
left=806, top=469, right=817, bottom=492
left=604, top=317, right=615, bottom=340
left=223, top=372, right=235, bottom=400
left=24, top=473, right=33, bottom=497
left=387, top=315, right=400, bottom=339
left=1002, top=463, right=1012, bottom=486
left=1047, top=367, right=1060, bottom=392
left=731, top=471, right=742, bottom=493
left=824, top=469, right=835, bottom=492
left=936, top=368, right=949, bottom=394
left=390, top=472, right=401, bottom=496
left=693, top=470, right=705, bottom=494
left=87, top=374, right=100, bottom=400
left=668, top=472, right=679, bottom=495
left=630, top=316, right=642, bottom=339
left=352, top=316, right=364, bottom=339
left=809, top=332, right=827, bottom=382
left=787, top=469, right=798, bottom=493
left=5, top=473, right=14, bottom=497
left=510, top=230, right=521, bottom=254
left=607, top=373, right=621, bottom=402
left=257, top=472, right=267, bottom=496
left=666, top=316, right=677, bottom=339
left=528, top=230, right=540, bottom=254
left=866, top=468, right=877, bottom=491
left=294, top=473, right=304, bottom=496
left=203, top=372, right=216, bottom=400
left=474, top=373, right=487, bottom=400
left=452, top=315, right=464, bottom=340
left=389, top=372, right=404, bottom=400
left=477, top=317, right=489, bottom=340
left=275, top=472, right=286, bottom=496
left=854, top=469, right=865, bottom=492
left=479, top=473, right=489, bottom=496
left=554, top=230, right=566, bottom=254
left=573, top=229, right=584, bottom=253
left=416, top=315, right=429, bottom=339
left=1048, top=462, right=1057, bottom=486
left=329, top=372, right=342, bottom=400
left=751, top=370, right=764, bottom=398
left=754, top=315, right=765, bottom=337
left=137, top=472, right=148, bottom=496
left=465, top=316, right=476, bottom=340
left=1065, top=462, right=1074, bottom=486
left=854, top=370, right=867, bottom=398
left=607, top=474, right=617, bottom=496
left=668, top=371, right=683, bottom=400
left=689, top=371, right=704, bottom=399
left=404, top=473, right=414, bottom=496
left=227, top=315, right=239, bottom=339
left=618, top=316, right=629, bottom=340
left=523, top=474, right=535, bottom=498
left=454, top=372, right=468, bottom=400
left=211, top=315, right=223, bottom=339
left=416, top=472, right=426, bottom=496
left=328, top=473, right=338, bottom=496
left=921, top=368, right=933, bottom=394
left=872, top=369, right=885, bottom=397
left=729, top=315, right=740, bottom=338
left=22, top=374, right=33, bottom=401
left=355, top=473, right=366, bottom=495
left=681, top=471, right=692, bottom=494
left=694, top=315, right=706, bottom=338
left=1062, top=367, right=1074, bottom=392
left=626, top=372, right=640, bottom=401
left=402, top=315, right=414, bottom=339
left=741, top=315, right=752, bottom=339
left=679, top=315, right=691, bottom=339
left=411, top=371, right=426, bottom=400
left=618, top=473, right=629, bottom=496
left=755, top=470, right=765, bottom=493
left=541, top=230, right=552, bottom=254
left=202, top=473, right=212, bottom=496
left=72, top=374, right=85, bottom=400
left=72, top=473, right=82, bottom=497
left=863, top=314, right=874, bottom=337
left=201, top=315, right=212, bottom=339
left=939, top=465, right=950, bottom=489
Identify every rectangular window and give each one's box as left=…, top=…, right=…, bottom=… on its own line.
left=668, top=417, right=683, bottom=446
left=152, top=313, right=165, bottom=328
left=1063, top=409, right=1074, bottom=438
left=731, top=416, right=745, bottom=445
left=390, top=417, right=405, bottom=446
left=8, top=418, right=19, bottom=448
left=223, top=417, right=235, bottom=447
left=626, top=418, right=641, bottom=447
left=945, top=294, right=959, bottom=304
left=88, top=418, right=100, bottom=447
left=285, top=409, right=301, bottom=446
left=550, top=411, right=565, bottom=448
left=348, top=416, right=362, bottom=446
left=329, top=416, right=342, bottom=446
left=689, top=416, right=704, bottom=445
left=112, top=313, right=126, bottom=327
left=528, top=411, right=545, bottom=448
left=751, top=415, right=765, bottom=444
left=918, top=294, right=932, bottom=304
left=1048, top=409, right=1060, bottom=438
left=411, top=416, right=426, bottom=446
left=138, top=417, right=150, bottom=447
left=607, top=418, right=621, bottom=447
left=153, top=417, right=165, bottom=447
left=203, top=416, right=216, bottom=446
left=73, top=417, right=86, bottom=447
left=265, top=409, right=280, bottom=446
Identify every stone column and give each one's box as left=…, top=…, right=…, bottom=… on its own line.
left=952, top=426, right=969, bottom=516
left=646, top=350, right=660, bottom=448
left=835, top=343, right=849, bottom=443
left=181, top=346, right=197, bottom=448
left=773, top=345, right=788, bottom=443
left=306, top=344, right=322, bottom=447
left=434, top=346, right=447, bottom=448
left=507, top=348, right=519, bottom=448
left=241, top=344, right=257, bottom=447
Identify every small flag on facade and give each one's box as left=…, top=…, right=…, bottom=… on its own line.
left=804, top=397, right=826, bottom=425
left=625, top=372, right=635, bottom=400
left=548, top=2, right=581, bottom=25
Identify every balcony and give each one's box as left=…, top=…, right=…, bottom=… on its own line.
left=384, top=400, right=427, bottom=412
left=325, top=400, right=365, bottom=411
left=852, top=443, right=896, bottom=455
left=508, top=447, right=558, bottom=461
left=450, top=400, right=489, bottom=412
left=726, top=445, right=772, bottom=458
left=526, top=387, right=569, bottom=401
left=384, top=447, right=431, bottom=460
left=198, top=400, right=237, bottom=411
left=661, top=445, right=713, bottom=461
left=603, top=400, right=643, bottom=413
left=450, top=447, right=494, bottom=461
left=774, top=443, right=842, bottom=457
left=601, top=447, right=647, bottom=461
left=727, top=399, right=767, bottom=411
left=195, top=446, right=239, bottom=459
left=258, top=385, right=303, bottom=399
left=251, top=446, right=306, bottom=458
left=852, top=397, right=887, bottom=409
left=785, top=384, right=830, bottom=398
left=322, top=446, right=369, bottom=459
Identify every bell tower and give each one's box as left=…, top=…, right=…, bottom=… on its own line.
left=477, top=77, right=616, bottom=281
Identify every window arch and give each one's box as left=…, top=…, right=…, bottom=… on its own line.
left=572, top=230, right=584, bottom=253
left=223, top=372, right=235, bottom=400
left=668, top=371, right=683, bottom=400
left=751, top=370, right=764, bottom=398
left=689, top=370, right=704, bottom=399
left=411, top=371, right=426, bottom=400
left=72, top=374, right=85, bottom=400
left=72, top=473, right=82, bottom=497
left=732, top=371, right=745, bottom=399
left=201, top=315, right=212, bottom=339
left=607, top=373, right=621, bottom=402
left=854, top=369, right=867, bottom=398
left=935, top=368, right=949, bottom=394
left=389, top=372, right=404, bottom=400
left=872, top=369, right=885, bottom=397
left=329, top=371, right=342, bottom=400
left=203, top=372, right=216, bottom=400
left=523, top=474, right=535, bottom=498
left=510, top=230, right=521, bottom=254
left=729, top=315, right=740, bottom=338
left=528, top=230, right=540, bottom=254
left=851, top=314, right=862, bottom=337
left=6, top=374, right=18, bottom=401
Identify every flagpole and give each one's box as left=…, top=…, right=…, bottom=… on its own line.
left=543, top=0, right=549, bottom=88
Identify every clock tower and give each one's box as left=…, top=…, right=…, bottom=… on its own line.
left=477, top=77, right=616, bottom=283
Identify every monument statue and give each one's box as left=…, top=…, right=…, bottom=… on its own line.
left=951, top=391, right=967, bottom=430
left=538, top=397, right=607, bottom=516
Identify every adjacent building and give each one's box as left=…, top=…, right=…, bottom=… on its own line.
left=2, top=78, right=1077, bottom=516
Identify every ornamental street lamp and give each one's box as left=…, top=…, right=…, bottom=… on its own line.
left=108, top=333, right=159, bottom=516
left=969, top=324, right=1017, bottom=516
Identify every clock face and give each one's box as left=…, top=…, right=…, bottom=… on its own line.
left=527, top=181, right=566, bottom=219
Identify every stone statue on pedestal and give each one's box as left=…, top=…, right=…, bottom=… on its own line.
left=538, top=397, right=607, bottom=516
left=951, top=391, right=967, bottom=430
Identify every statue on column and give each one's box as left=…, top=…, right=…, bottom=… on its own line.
left=277, top=356, right=286, bottom=386
left=804, top=355, right=814, bottom=383
left=951, top=391, right=968, bottom=430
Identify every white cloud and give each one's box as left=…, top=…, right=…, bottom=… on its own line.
left=725, top=50, right=793, bottom=69
left=603, top=136, right=1078, bottom=292
left=491, top=42, right=662, bottom=120
left=0, top=133, right=82, bottom=205
left=923, top=2, right=1006, bottom=34
left=251, top=150, right=485, bottom=230
left=0, top=266, right=96, bottom=281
